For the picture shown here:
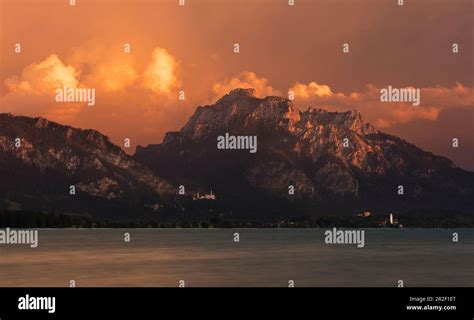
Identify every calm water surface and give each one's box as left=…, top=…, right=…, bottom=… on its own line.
left=0, top=229, right=472, bottom=287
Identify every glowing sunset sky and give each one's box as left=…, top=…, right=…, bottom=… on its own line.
left=0, top=0, right=472, bottom=169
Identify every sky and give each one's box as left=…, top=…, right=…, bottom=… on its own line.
left=0, top=0, right=472, bottom=169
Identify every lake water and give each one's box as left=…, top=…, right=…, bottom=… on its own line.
left=0, top=229, right=472, bottom=287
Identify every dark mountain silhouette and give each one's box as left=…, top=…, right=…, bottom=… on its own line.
left=0, top=88, right=472, bottom=221
left=134, top=88, right=474, bottom=217
left=0, top=114, right=173, bottom=218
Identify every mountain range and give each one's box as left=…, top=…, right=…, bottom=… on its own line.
left=1, top=88, right=472, bottom=221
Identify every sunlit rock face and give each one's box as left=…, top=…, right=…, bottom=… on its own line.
left=0, top=88, right=472, bottom=217
left=0, top=113, right=173, bottom=205
left=135, top=88, right=474, bottom=209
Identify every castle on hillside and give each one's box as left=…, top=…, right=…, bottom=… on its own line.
left=192, top=190, right=216, bottom=200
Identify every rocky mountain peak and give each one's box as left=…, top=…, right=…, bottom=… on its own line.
left=0, top=87, right=471, bottom=219
left=134, top=89, right=473, bottom=214
left=178, top=88, right=376, bottom=141
left=34, top=117, right=50, bottom=129
left=216, top=88, right=257, bottom=104
left=0, top=113, right=173, bottom=205
left=301, top=108, right=377, bottom=135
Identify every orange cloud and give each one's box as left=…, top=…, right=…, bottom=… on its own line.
left=142, top=48, right=180, bottom=94
left=67, top=43, right=138, bottom=92
left=2, top=54, right=82, bottom=122
left=5, top=54, right=78, bottom=94
left=291, top=81, right=333, bottom=98
left=212, top=71, right=280, bottom=100
left=289, top=82, right=474, bottom=128
left=67, top=43, right=180, bottom=95
left=1, top=44, right=187, bottom=135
